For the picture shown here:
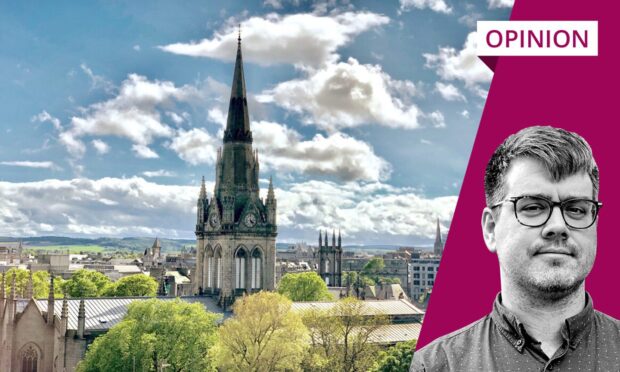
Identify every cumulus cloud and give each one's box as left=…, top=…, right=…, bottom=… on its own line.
left=0, top=177, right=455, bottom=243
left=275, top=180, right=456, bottom=242
left=424, top=32, right=493, bottom=96
left=488, top=0, right=514, bottom=8
left=399, top=0, right=452, bottom=14
left=435, top=82, right=466, bottom=101
left=159, top=12, right=389, bottom=68
left=425, top=111, right=446, bottom=128
left=0, top=177, right=203, bottom=238
left=252, top=121, right=391, bottom=182
left=168, top=128, right=220, bottom=165
left=59, top=74, right=199, bottom=158
left=0, top=161, right=60, bottom=170
left=91, top=139, right=110, bottom=154
left=260, top=58, right=421, bottom=131
left=142, top=170, right=176, bottom=178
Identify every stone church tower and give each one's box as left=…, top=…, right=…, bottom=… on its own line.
left=318, top=230, right=342, bottom=286
left=194, top=34, right=277, bottom=308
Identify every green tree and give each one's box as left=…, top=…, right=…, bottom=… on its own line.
left=1, top=269, right=64, bottom=298
left=302, top=297, right=389, bottom=372
left=362, top=258, right=385, bottom=283
left=103, top=274, right=158, bottom=297
left=277, top=272, right=334, bottom=301
left=61, top=269, right=111, bottom=297
left=371, top=339, right=416, bottom=372
left=77, top=299, right=220, bottom=372
left=212, top=292, right=309, bottom=371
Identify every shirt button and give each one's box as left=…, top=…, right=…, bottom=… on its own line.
left=516, top=339, right=523, bottom=347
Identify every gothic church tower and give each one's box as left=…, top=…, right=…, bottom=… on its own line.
left=318, top=229, right=342, bottom=286
left=194, top=33, right=277, bottom=308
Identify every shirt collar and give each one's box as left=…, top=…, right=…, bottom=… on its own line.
left=490, top=292, right=594, bottom=352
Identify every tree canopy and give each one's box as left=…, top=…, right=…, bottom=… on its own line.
left=61, top=269, right=111, bottom=297
left=77, top=299, right=220, bottom=372
left=103, top=274, right=158, bottom=297
left=371, top=339, right=416, bottom=372
left=212, top=292, right=309, bottom=372
left=301, top=297, right=389, bottom=372
left=1, top=268, right=64, bottom=298
left=277, top=272, right=333, bottom=302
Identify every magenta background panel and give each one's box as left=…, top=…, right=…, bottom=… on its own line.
left=417, top=0, right=620, bottom=349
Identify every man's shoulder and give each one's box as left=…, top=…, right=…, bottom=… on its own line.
left=593, top=309, right=620, bottom=333
left=410, top=315, right=493, bottom=372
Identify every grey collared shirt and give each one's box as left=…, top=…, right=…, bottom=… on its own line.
left=411, top=293, right=620, bottom=372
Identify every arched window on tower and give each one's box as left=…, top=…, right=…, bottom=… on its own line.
left=206, top=247, right=214, bottom=288
left=324, top=259, right=330, bottom=273
left=235, top=249, right=247, bottom=289
left=20, top=344, right=39, bottom=372
left=215, top=248, right=222, bottom=289
left=251, top=249, right=262, bottom=289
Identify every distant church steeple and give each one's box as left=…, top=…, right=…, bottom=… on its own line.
left=433, top=218, right=444, bottom=256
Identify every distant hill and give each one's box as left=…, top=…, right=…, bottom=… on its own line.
left=1, top=237, right=431, bottom=254
left=0, top=236, right=195, bottom=253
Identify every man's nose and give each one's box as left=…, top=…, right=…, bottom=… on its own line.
left=541, top=206, right=569, bottom=239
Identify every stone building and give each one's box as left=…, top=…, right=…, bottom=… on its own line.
left=142, top=237, right=163, bottom=269
left=193, top=34, right=277, bottom=308
left=317, top=230, right=342, bottom=286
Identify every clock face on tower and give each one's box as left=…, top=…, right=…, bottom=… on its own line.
left=244, top=213, right=257, bottom=227
left=209, top=213, right=220, bottom=228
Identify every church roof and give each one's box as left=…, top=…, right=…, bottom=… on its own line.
left=34, top=296, right=227, bottom=331
left=291, top=298, right=424, bottom=316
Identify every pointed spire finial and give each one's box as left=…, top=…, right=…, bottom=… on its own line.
left=238, top=23, right=242, bottom=44
left=26, top=271, right=34, bottom=298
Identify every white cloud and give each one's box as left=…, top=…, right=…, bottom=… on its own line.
left=275, top=180, right=456, bottom=242
left=132, top=144, right=159, bottom=159
left=0, top=161, right=60, bottom=170
left=168, top=128, right=220, bottom=165
left=0, top=177, right=455, bottom=243
left=133, top=45, right=141, bottom=51
left=159, top=12, right=389, bottom=68
left=435, top=82, right=466, bottom=101
left=32, top=111, right=62, bottom=131
left=488, top=0, right=514, bottom=8
left=0, top=177, right=202, bottom=238
left=252, top=121, right=391, bottom=182
left=91, top=139, right=110, bottom=154
left=461, top=109, right=470, bottom=118
left=426, top=111, right=446, bottom=128
left=399, top=0, right=452, bottom=14
left=458, top=12, right=482, bottom=28
left=59, top=74, right=199, bottom=159
left=260, top=58, right=421, bottom=131
left=80, top=63, right=115, bottom=93
left=142, top=170, right=176, bottom=178
left=424, top=32, right=493, bottom=94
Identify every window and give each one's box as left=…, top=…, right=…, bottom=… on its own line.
left=413, top=273, right=420, bottom=279
left=21, top=345, right=38, bottom=372
left=235, top=249, right=247, bottom=289
left=413, top=280, right=420, bottom=285
left=251, top=249, right=262, bottom=289
left=428, top=273, right=434, bottom=279
left=413, top=266, right=420, bottom=271
left=428, top=267, right=434, bottom=272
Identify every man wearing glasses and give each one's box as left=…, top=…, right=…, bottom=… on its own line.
left=411, top=126, right=619, bottom=371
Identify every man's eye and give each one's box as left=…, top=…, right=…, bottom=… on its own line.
left=521, top=203, right=546, bottom=212
left=565, top=206, right=587, bottom=217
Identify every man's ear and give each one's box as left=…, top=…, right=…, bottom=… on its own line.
left=482, top=207, right=498, bottom=253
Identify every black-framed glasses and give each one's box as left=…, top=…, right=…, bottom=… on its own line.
left=491, top=195, right=602, bottom=229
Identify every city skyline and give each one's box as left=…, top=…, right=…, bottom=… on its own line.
left=0, top=1, right=511, bottom=244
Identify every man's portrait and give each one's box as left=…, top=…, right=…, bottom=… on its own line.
left=411, top=126, right=620, bottom=371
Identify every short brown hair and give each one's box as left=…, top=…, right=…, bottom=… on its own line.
left=484, top=126, right=599, bottom=206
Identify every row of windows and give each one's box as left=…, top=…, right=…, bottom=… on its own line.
left=412, top=266, right=437, bottom=272
left=412, top=280, right=435, bottom=286
left=412, top=273, right=435, bottom=279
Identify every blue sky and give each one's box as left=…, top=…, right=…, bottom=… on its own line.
left=0, top=0, right=511, bottom=245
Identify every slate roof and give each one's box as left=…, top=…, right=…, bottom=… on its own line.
left=291, top=299, right=424, bottom=316
left=34, top=296, right=226, bottom=331
left=368, top=323, right=421, bottom=344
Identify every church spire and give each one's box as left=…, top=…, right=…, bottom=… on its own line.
left=199, top=176, right=207, bottom=199
left=224, top=24, right=252, bottom=143
left=433, top=218, right=444, bottom=256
